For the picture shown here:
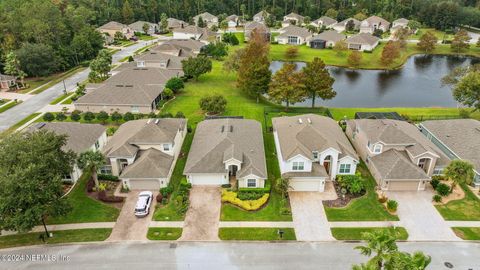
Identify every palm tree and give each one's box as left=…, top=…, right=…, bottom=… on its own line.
left=77, top=150, right=106, bottom=189
left=444, top=160, right=475, bottom=192
left=384, top=251, right=431, bottom=270
left=411, top=251, right=432, bottom=270
left=355, top=231, right=398, bottom=269
left=352, top=260, right=378, bottom=270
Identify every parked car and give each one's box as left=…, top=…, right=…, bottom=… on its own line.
left=134, top=191, right=153, bottom=217
left=130, top=36, right=138, bottom=41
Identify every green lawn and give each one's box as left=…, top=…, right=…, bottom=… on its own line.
left=329, top=108, right=480, bottom=121
left=20, top=67, right=86, bottom=95
left=137, top=34, right=156, bottom=41
left=0, top=112, right=41, bottom=139
left=409, top=28, right=453, bottom=41
left=0, top=228, right=112, bottom=249
left=0, top=100, right=21, bottom=113
left=50, top=93, right=74, bottom=105
left=324, top=163, right=399, bottom=221
left=219, top=227, right=296, bottom=240
left=48, top=170, right=120, bottom=224
left=147, top=227, right=182, bottom=240
left=452, top=227, right=480, bottom=240
left=435, top=184, right=480, bottom=221
left=331, top=227, right=408, bottom=240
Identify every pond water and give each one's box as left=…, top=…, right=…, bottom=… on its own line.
left=269, top=55, right=479, bottom=108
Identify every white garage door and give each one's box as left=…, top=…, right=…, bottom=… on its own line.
left=290, top=178, right=325, bottom=192
left=388, top=181, right=420, bottom=191
left=128, top=179, right=161, bottom=190
left=189, top=174, right=226, bottom=185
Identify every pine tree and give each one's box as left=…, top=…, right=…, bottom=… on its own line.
left=301, top=57, right=336, bottom=108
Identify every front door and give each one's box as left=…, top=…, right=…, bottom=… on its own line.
left=229, top=165, right=238, bottom=176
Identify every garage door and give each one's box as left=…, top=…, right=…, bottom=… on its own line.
left=290, top=179, right=325, bottom=192
left=128, top=179, right=161, bottom=190
left=388, top=181, right=420, bottom=191
left=189, top=174, right=226, bottom=185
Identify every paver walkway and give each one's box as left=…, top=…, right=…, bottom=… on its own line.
left=108, top=191, right=157, bottom=241
left=179, top=186, right=221, bottom=241
left=289, top=192, right=335, bottom=241
left=387, top=190, right=460, bottom=241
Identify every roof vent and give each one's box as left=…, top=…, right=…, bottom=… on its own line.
left=230, top=125, right=233, bottom=132
left=298, top=118, right=303, bottom=124
left=115, top=85, right=124, bottom=87
left=147, top=119, right=152, bottom=124
left=221, top=125, right=225, bottom=133
left=125, top=85, right=133, bottom=87
left=307, top=118, right=312, bottom=124
left=155, top=119, right=160, bottom=124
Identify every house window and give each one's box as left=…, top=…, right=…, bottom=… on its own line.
left=288, top=36, right=298, bottom=44
left=247, top=179, right=257, bottom=187
left=63, top=173, right=72, bottom=180
left=95, top=141, right=100, bottom=150
left=339, top=164, right=351, bottom=174
left=100, top=165, right=112, bottom=175
left=433, top=167, right=443, bottom=175
left=163, top=144, right=170, bottom=151
left=313, top=151, right=319, bottom=160
left=131, top=106, right=139, bottom=113
left=292, top=161, right=304, bottom=171
left=137, top=61, right=145, bottom=67
left=373, top=144, right=382, bottom=153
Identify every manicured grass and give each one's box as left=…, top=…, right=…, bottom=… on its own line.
left=153, top=132, right=194, bottom=221
left=147, top=227, right=182, bottom=240
left=28, top=67, right=86, bottom=94
left=324, top=163, right=399, bottom=221
left=435, top=184, right=480, bottom=221
left=0, top=112, right=42, bottom=139
left=50, top=93, right=74, bottom=105
left=137, top=34, right=156, bottom=41
left=47, top=170, right=120, bottom=224
left=0, top=100, right=21, bottom=113
left=234, top=32, right=245, bottom=44
left=409, top=28, right=453, bottom=41
left=219, top=227, right=296, bottom=240
left=329, top=108, right=480, bottom=121
left=0, top=228, right=112, bottom=249
left=331, top=227, right=408, bottom=240
left=452, top=227, right=480, bottom=240
left=221, top=192, right=292, bottom=221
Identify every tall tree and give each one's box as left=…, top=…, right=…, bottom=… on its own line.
left=237, top=30, right=271, bottom=103
left=0, top=131, right=75, bottom=236
left=381, top=41, right=400, bottom=66
left=3, top=52, right=26, bottom=87
left=348, top=51, right=362, bottom=68
left=444, top=160, right=475, bottom=192
left=88, top=49, right=112, bottom=82
left=417, top=31, right=438, bottom=53
left=301, top=57, right=335, bottom=108
left=182, top=56, right=212, bottom=80
left=268, top=62, right=306, bottom=109
left=122, top=0, right=134, bottom=24
left=159, top=13, right=168, bottom=33
left=333, top=40, right=348, bottom=56
left=451, top=29, right=471, bottom=53
left=443, top=64, right=480, bottom=112
left=77, top=150, right=106, bottom=189
left=354, top=231, right=398, bottom=269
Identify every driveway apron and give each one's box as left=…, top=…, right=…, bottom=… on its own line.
left=108, top=191, right=157, bottom=241
left=289, top=192, right=335, bottom=241
left=179, top=186, right=221, bottom=241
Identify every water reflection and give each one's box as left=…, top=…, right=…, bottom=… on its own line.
left=269, top=55, right=478, bottom=107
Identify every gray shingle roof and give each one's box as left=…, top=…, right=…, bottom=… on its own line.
left=273, top=114, right=358, bottom=161
left=245, top=21, right=269, bottom=32
left=134, top=52, right=184, bottom=70
left=284, top=12, right=304, bottom=21
left=97, top=21, right=128, bottom=31
left=184, top=119, right=267, bottom=179
left=128, top=21, right=157, bottom=31
left=346, top=33, right=380, bottom=46
left=167, top=18, right=188, bottom=29
left=283, top=162, right=328, bottom=178
left=313, top=16, right=337, bottom=26
left=420, top=119, right=480, bottom=172
left=120, top=148, right=173, bottom=178
left=363, top=15, right=391, bottom=28
left=172, top=26, right=218, bottom=40
left=253, top=11, right=270, bottom=20
left=393, top=18, right=409, bottom=25
left=310, top=30, right=345, bottom=42
left=370, top=149, right=430, bottom=180
left=193, top=12, right=217, bottom=21
left=278, top=25, right=312, bottom=39
left=29, top=122, right=105, bottom=154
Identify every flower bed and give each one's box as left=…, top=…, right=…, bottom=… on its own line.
left=221, top=189, right=269, bottom=211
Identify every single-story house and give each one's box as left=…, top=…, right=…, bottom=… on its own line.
left=307, top=30, right=346, bottom=48
left=103, top=118, right=187, bottom=190
left=225, top=15, right=241, bottom=28
left=129, top=21, right=158, bottom=35
left=97, top=21, right=134, bottom=40
left=273, top=114, right=359, bottom=192
left=419, top=119, right=480, bottom=187
left=152, top=39, right=205, bottom=56
left=332, top=18, right=360, bottom=33
left=253, top=10, right=269, bottom=23
left=0, top=73, right=17, bottom=91
left=172, top=25, right=219, bottom=43
left=345, top=119, right=449, bottom=191
left=134, top=51, right=184, bottom=70
left=360, top=16, right=390, bottom=34
left=29, top=122, right=107, bottom=183
left=244, top=21, right=271, bottom=42
left=346, top=33, right=380, bottom=51
left=193, top=12, right=218, bottom=27
left=184, top=118, right=267, bottom=188
left=167, top=18, right=188, bottom=29
left=282, top=12, right=305, bottom=27
left=310, top=16, right=338, bottom=29
left=391, top=18, right=411, bottom=36
left=276, top=25, right=313, bottom=45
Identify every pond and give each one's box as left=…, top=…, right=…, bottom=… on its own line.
left=269, top=55, right=479, bottom=108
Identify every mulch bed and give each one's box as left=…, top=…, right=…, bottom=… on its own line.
left=86, top=180, right=124, bottom=209
left=322, top=181, right=366, bottom=208
left=62, top=183, right=73, bottom=195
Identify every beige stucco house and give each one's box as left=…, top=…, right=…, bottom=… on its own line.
left=360, top=16, right=390, bottom=34
left=276, top=25, right=313, bottom=45
left=346, top=33, right=380, bottom=51
left=193, top=12, right=218, bottom=27
left=97, top=21, right=134, bottom=40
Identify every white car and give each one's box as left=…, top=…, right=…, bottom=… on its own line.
left=134, top=191, right=153, bottom=217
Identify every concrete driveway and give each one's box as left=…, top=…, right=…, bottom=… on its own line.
left=108, top=191, right=157, bottom=241
left=289, top=192, right=335, bottom=241
left=179, top=186, right=221, bottom=241
left=386, top=189, right=460, bottom=241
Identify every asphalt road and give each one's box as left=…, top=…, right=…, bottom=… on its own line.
left=0, top=39, right=159, bottom=132
left=0, top=241, right=478, bottom=269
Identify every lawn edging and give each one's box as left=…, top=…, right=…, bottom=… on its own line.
left=219, top=227, right=296, bottom=241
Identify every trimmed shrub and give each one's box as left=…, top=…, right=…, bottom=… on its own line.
left=430, top=178, right=440, bottom=189
left=98, top=174, right=119, bottom=181
left=123, top=112, right=134, bottom=121
left=83, top=111, right=95, bottom=122
left=71, top=110, right=81, bottom=121
left=221, top=184, right=232, bottom=188
left=221, top=190, right=269, bottom=211
left=436, top=183, right=451, bottom=197
left=238, top=181, right=271, bottom=194
left=160, top=186, right=173, bottom=197
left=156, top=193, right=163, bottom=203
left=165, top=77, right=184, bottom=93
left=43, top=112, right=55, bottom=122
left=386, top=200, right=398, bottom=212
left=237, top=191, right=264, bottom=200
left=432, top=194, right=442, bottom=203
left=55, top=113, right=67, bottom=121
left=175, top=111, right=185, bottom=118
left=337, top=174, right=365, bottom=195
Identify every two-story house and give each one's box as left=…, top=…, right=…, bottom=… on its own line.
left=97, top=21, right=133, bottom=40
left=273, top=114, right=359, bottom=192
left=193, top=12, right=219, bottom=28
left=419, top=119, right=480, bottom=187
left=359, top=16, right=390, bottom=34
left=345, top=119, right=449, bottom=191
left=129, top=21, right=158, bottom=35
left=184, top=118, right=267, bottom=188
left=102, top=118, right=187, bottom=190
left=282, top=12, right=305, bottom=27
left=29, top=122, right=107, bottom=183
left=253, top=11, right=270, bottom=23
left=310, top=16, right=338, bottom=29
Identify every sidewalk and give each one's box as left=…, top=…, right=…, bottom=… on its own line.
left=1, top=222, right=115, bottom=236
left=0, top=92, right=33, bottom=101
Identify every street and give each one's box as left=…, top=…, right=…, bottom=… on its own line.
left=0, top=39, right=159, bottom=132
left=0, top=241, right=478, bottom=269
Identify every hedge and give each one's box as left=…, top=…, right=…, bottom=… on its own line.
left=221, top=190, right=269, bottom=211
left=98, top=174, right=119, bottom=181
left=238, top=181, right=271, bottom=194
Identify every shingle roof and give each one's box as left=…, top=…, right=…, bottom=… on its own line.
left=310, top=30, right=345, bottom=42
left=120, top=148, right=173, bottom=178
left=335, top=18, right=360, bottom=27
left=393, top=18, right=409, bottom=25
left=134, top=52, right=184, bottom=70
left=172, top=26, right=218, bottom=40
left=244, top=21, right=269, bottom=32
left=167, top=18, right=188, bottom=29
left=284, top=12, right=304, bottom=21
left=346, top=33, right=380, bottom=46
left=184, top=119, right=267, bottom=179
left=283, top=162, right=328, bottom=178
left=370, top=149, right=430, bottom=180
left=420, top=119, right=480, bottom=172
left=226, top=15, right=239, bottom=22
left=98, top=21, right=128, bottom=31
left=278, top=25, right=312, bottom=39
left=313, top=16, right=337, bottom=26
left=128, top=21, right=157, bottom=31
left=273, top=114, right=358, bottom=161
left=104, top=118, right=186, bottom=158
left=363, top=15, right=391, bottom=28
left=29, top=122, right=105, bottom=154
left=253, top=11, right=270, bottom=20
left=193, top=12, right=217, bottom=21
